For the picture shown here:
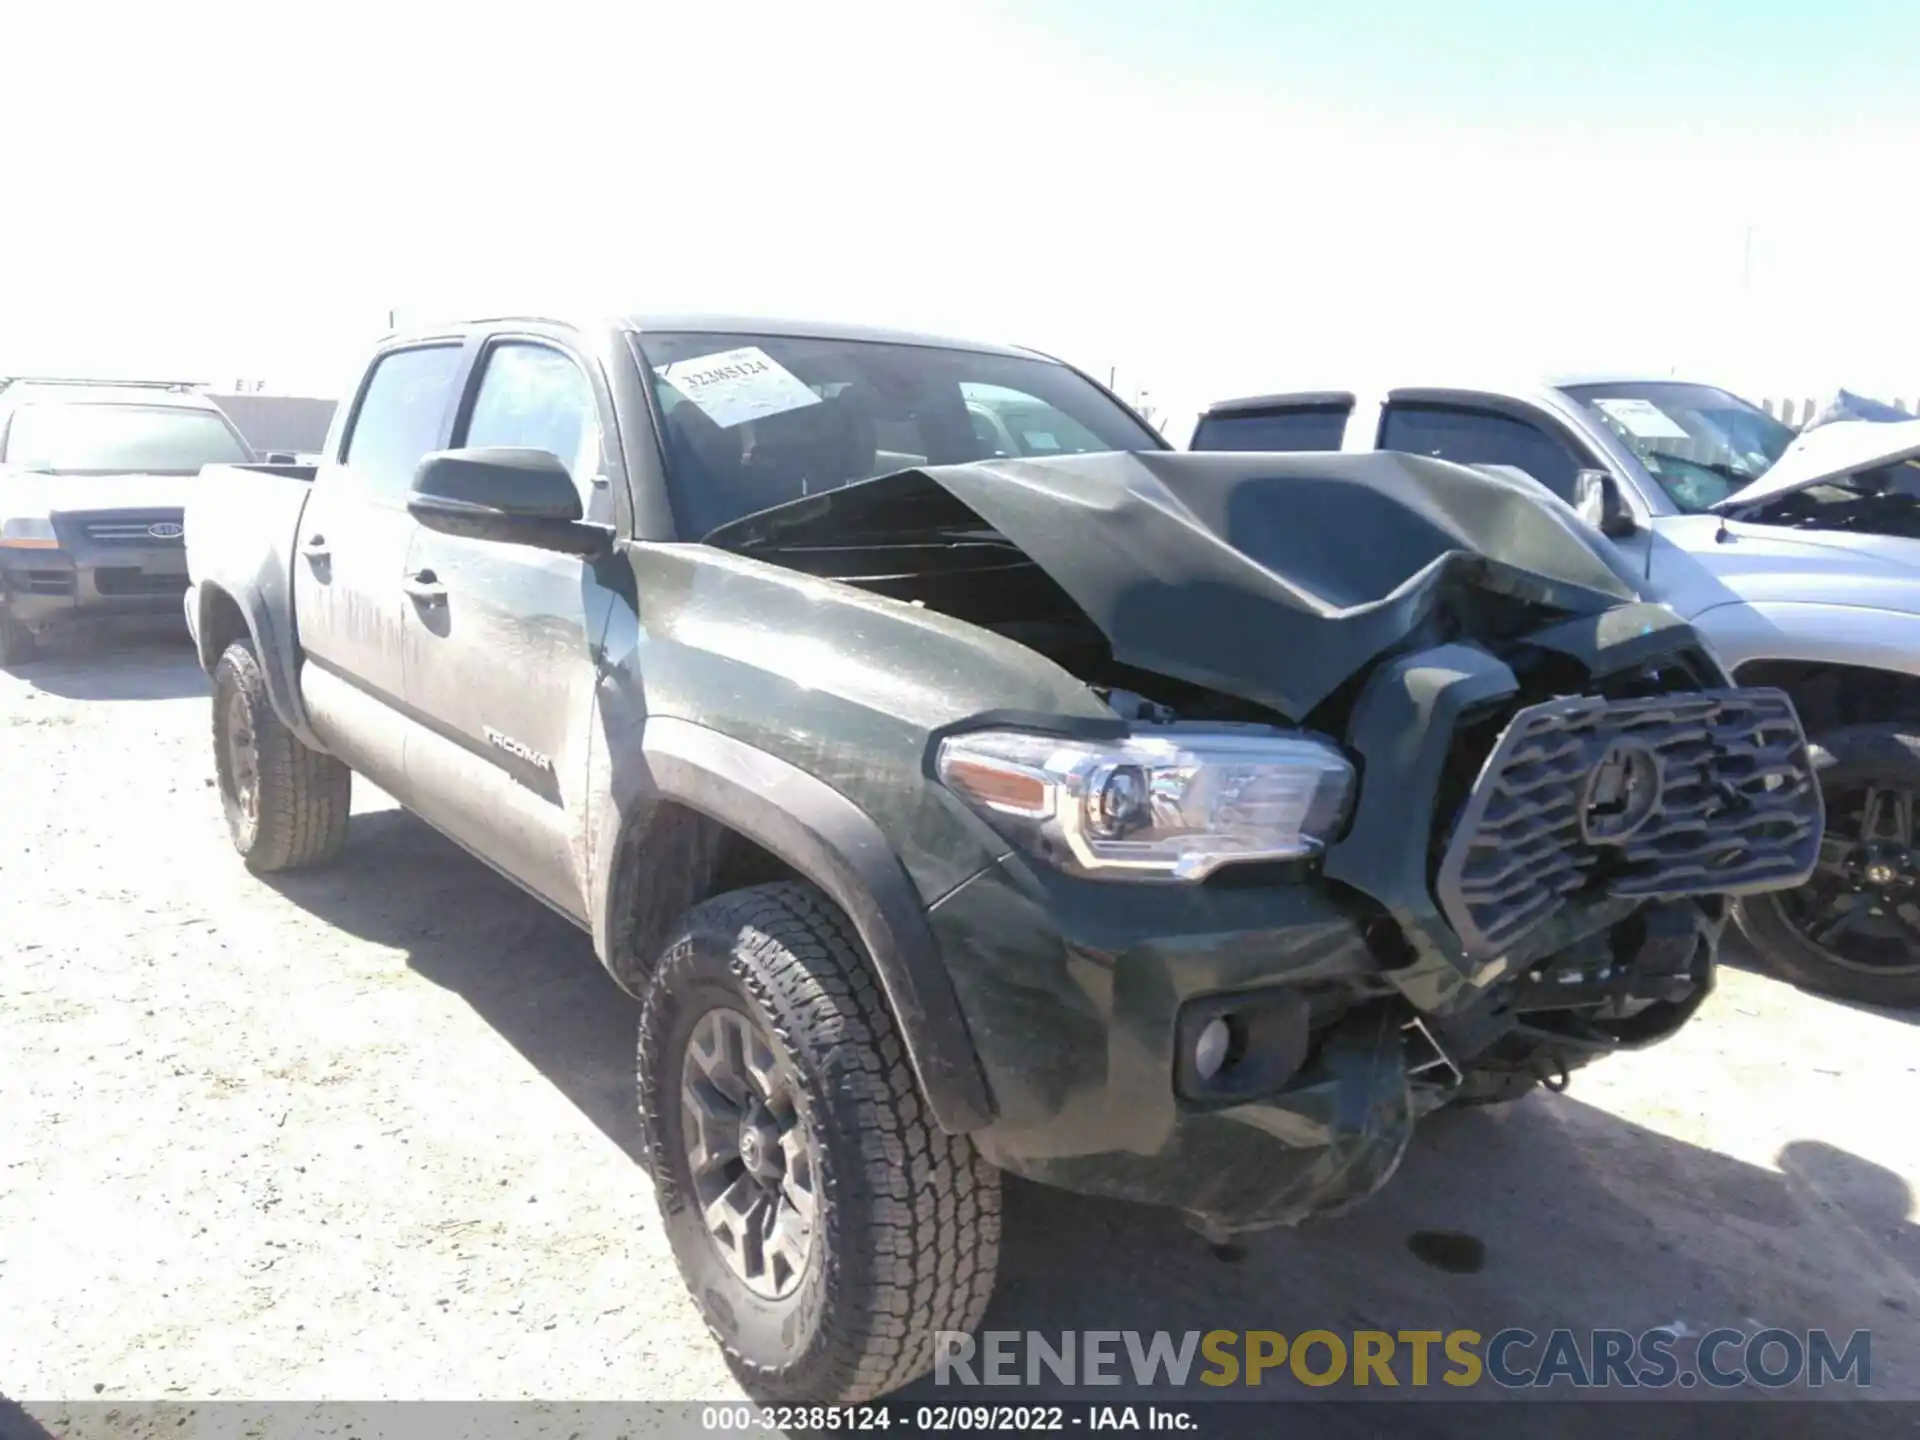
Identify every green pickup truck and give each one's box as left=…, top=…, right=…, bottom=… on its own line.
left=183, top=312, right=1823, bottom=1401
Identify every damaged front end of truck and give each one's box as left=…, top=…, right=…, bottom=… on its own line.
left=705, top=449, right=1825, bottom=1235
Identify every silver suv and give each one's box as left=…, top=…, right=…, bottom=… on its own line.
left=0, top=377, right=255, bottom=665
left=1191, top=376, right=1920, bottom=1008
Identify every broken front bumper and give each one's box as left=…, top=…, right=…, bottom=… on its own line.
left=925, top=611, right=1822, bottom=1235
left=928, top=856, right=1416, bottom=1234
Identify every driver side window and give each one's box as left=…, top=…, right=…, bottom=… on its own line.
left=461, top=343, right=608, bottom=520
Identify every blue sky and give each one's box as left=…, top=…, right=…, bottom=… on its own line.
left=3, top=0, right=1915, bottom=431
left=1012, top=0, right=1918, bottom=128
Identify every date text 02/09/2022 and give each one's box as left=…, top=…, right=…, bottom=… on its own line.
left=698, top=1403, right=1197, bottom=1432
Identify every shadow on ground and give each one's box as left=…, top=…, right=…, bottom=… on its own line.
left=263, top=804, right=1919, bottom=1438
left=6, top=627, right=206, bottom=703
left=265, top=806, right=645, bottom=1164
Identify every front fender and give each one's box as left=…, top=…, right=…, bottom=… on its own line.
left=589, top=714, right=995, bottom=1135
left=1691, top=599, right=1920, bottom=680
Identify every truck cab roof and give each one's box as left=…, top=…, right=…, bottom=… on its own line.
left=0, top=378, right=228, bottom=413
left=1199, top=372, right=1723, bottom=418
left=381, top=312, right=1048, bottom=363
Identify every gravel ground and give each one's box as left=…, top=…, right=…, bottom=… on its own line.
left=3, top=634, right=1917, bottom=1436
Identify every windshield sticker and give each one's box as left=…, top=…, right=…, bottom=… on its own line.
left=654, top=346, right=821, bottom=430
left=1592, top=397, right=1691, bottom=442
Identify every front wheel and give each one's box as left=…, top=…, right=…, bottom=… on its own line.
left=212, top=639, right=351, bottom=872
left=638, top=882, right=1001, bottom=1402
left=1736, top=724, right=1920, bottom=1009
left=0, top=609, right=37, bottom=669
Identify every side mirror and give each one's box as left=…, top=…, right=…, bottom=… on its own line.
left=1572, top=468, right=1637, bottom=538
left=408, top=447, right=611, bottom=556
left=263, top=451, right=298, bottom=464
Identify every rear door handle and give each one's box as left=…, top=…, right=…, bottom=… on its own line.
left=302, top=533, right=330, bottom=559
left=402, top=569, right=447, bottom=605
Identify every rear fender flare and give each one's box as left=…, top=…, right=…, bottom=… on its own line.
left=592, top=715, right=995, bottom=1134
left=193, top=581, right=322, bottom=749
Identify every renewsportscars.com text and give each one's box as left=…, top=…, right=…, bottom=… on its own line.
left=934, top=1328, right=1872, bottom=1390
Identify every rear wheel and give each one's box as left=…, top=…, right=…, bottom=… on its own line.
left=0, top=610, right=37, bottom=669
left=1737, top=724, right=1920, bottom=1009
left=638, top=882, right=1001, bottom=1402
left=212, top=639, right=351, bottom=872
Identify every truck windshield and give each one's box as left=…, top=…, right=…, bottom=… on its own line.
left=1561, top=382, right=1798, bottom=513
left=632, top=330, right=1162, bottom=537
left=2, top=403, right=250, bottom=476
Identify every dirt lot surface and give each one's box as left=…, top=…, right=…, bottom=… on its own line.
left=3, top=636, right=1918, bottom=1436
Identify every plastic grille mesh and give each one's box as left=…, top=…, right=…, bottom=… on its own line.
left=1435, top=687, right=1821, bottom=960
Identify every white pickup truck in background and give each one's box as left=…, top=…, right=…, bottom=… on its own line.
left=1191, top=376, right=1920, bottom=1009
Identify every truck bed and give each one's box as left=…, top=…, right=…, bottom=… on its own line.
left=186, top=461, right=316, bottom=593
left=184, top=461, right=318, bottom=734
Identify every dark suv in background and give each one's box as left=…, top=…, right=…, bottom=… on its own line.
left=0, top=377, right=256, bottom=665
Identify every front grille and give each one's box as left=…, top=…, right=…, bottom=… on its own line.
left=94, top=567, right=188, bottom=596
left=1436, top=687, right=1822, bottom=960
left=75, top=513, right=185, bottom=546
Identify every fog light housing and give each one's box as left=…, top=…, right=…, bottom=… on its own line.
left=1194, top=1016, right=1233, bottom=1080
left=1175, top=990, right=1314, bottom=1103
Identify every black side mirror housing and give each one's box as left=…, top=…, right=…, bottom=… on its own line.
left=408, top=447, right=611, bottom=556
left=1572, top=468, right=1637, bottom=539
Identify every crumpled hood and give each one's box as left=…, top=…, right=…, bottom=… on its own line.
left=708, top=450, right=1643, bottom=721
left=0, top=470, right=195, bottom=516
left=1713, top=417, right=1920, bottom=512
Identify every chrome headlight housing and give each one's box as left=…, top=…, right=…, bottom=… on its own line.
left=936, top=726, right=1355, bottom=881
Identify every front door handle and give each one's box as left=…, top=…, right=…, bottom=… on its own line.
left=302, top=533, right=330, bottom=560
left=402, top=569, right=447, bottom=605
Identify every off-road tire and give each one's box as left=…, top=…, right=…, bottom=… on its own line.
left=638, top=881, right=1001, bottom=1402
left=1735, top=725, right=1920, bottom=1009
left=0, top=609, right=37, bottom=668
left=212, top=639, right=351, bottom=872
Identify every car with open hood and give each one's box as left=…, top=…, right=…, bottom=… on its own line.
left=1193, top=376, right=1920, bottom=1008
left=182, top=316, right=1823, bottom=1402
left=0, top=377, right=256, bottom=665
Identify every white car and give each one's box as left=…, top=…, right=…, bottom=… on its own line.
left=1192, top=376, right=1920, bottom=1008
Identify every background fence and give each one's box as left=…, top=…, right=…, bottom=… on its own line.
left=1760, top=396, right=1918, bottom=427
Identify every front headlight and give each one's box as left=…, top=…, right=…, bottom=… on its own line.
left=0, top=517, right=59, bottom=549
left=936, top=726, right=1355, bottom=881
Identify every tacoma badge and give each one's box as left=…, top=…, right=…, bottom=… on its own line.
left=483, top=726, right=553, bottom=771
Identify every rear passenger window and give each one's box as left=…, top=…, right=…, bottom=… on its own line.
left=1378, top=403, right=1586, bottom=503
left=1191, top=406, right=1350, bottom=453
left=339, top=345, right=465, bottom=503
